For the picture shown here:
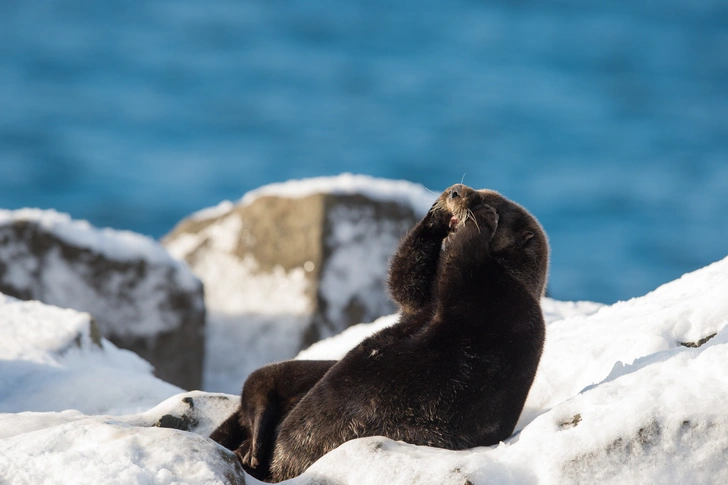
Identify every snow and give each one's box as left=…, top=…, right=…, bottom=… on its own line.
left=0, top=208, right=199, bottom=291
left=289, top=257, right=728, bottom=485
left=296, top=313, right=400, bottom=361
left=2, top=251, right=728, bottom=482
left=0, top=390, right=238, bottom=442
left=523, top=255, right=728, bottom=429
left=186, top=174, right=433, bottom=226
left=0, top=420, right=244, bottom=485
left=0, top=294, right=181, bottom=415
left=318, top=204, right=405, bottom=331
left=0, top=391, right=244, bottom=485
left=237, top=173, right=433, bottom=217
left=190, top=200, right=236, bottom=222
left=0, top=294, right=245, bottom=484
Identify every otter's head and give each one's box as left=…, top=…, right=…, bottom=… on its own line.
left=435, top=184, right=549, bottom=300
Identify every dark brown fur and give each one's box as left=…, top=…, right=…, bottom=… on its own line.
left=267, top=185, right=550, bottom=481
left=209, top=360, right=335, bottom=480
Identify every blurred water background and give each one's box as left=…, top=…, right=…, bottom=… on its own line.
left=1, top=0, right=727, bottom=304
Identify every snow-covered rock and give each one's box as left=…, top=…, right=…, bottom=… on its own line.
left=0, top=390, right=239, bottom=442
left=0, top=209, right=205, bottom=390
left=0, top=392, right=245, bottom=485
left=163, top=174, right=432, bottom=392
left=0, top=419, right=245, bottom=485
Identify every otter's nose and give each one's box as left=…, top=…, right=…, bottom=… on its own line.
left=449, top=186, right=461, bottom=199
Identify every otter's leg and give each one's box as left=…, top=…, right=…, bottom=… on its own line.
left=388, top=201, right=450, bottom=314
left=241, top=360, right=336, bottom=480
left=244, top=395, right=279, bottom=471
left=209, top=409, right=248, bottom=452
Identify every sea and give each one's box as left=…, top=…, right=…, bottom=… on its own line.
left=1, top=0, right=726, bottom=304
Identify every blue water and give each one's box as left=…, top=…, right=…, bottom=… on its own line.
left=1, top=0, right=727, bottom=304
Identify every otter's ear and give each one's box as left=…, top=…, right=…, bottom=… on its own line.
left=519, top=231, right=535, bottom=246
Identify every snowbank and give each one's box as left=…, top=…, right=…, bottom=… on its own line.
left=0, top=293, right=181, bottom=415
left=0, top=419, right=244, bottom=485
left=0, top=295, right=245, bottom=485
left=0, top=392, right=244, bottom=485
left=290, top=256, right=728, bottom=485
left=2, top=252, right=728, bottom=484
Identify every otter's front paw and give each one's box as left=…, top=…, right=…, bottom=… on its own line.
left=425, top=203, right=452, bottom=234
left=476, top=204, right=499, bottom=235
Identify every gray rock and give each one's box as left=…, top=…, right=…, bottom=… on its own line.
left=0, top=211, right=205, bottom=390
left=163, top=176, right=431, bottom=391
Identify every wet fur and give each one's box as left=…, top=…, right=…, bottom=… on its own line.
left=268, top=185, right=550, bottom=481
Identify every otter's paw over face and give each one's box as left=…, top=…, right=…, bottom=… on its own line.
left=438, top=184, right=498, bottom=242
left=434, top=183, right=549, bottom=299
left=426, top=200, right=454, bottom=234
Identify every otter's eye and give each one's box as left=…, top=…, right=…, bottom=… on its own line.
left=521, top=231, right=535, bottom=246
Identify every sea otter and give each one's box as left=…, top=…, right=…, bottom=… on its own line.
left=209, top=187, right=460, bottom=478
left=266, top=184, right=550, bottom=481
left=211, top=185, right=548, bottom=481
